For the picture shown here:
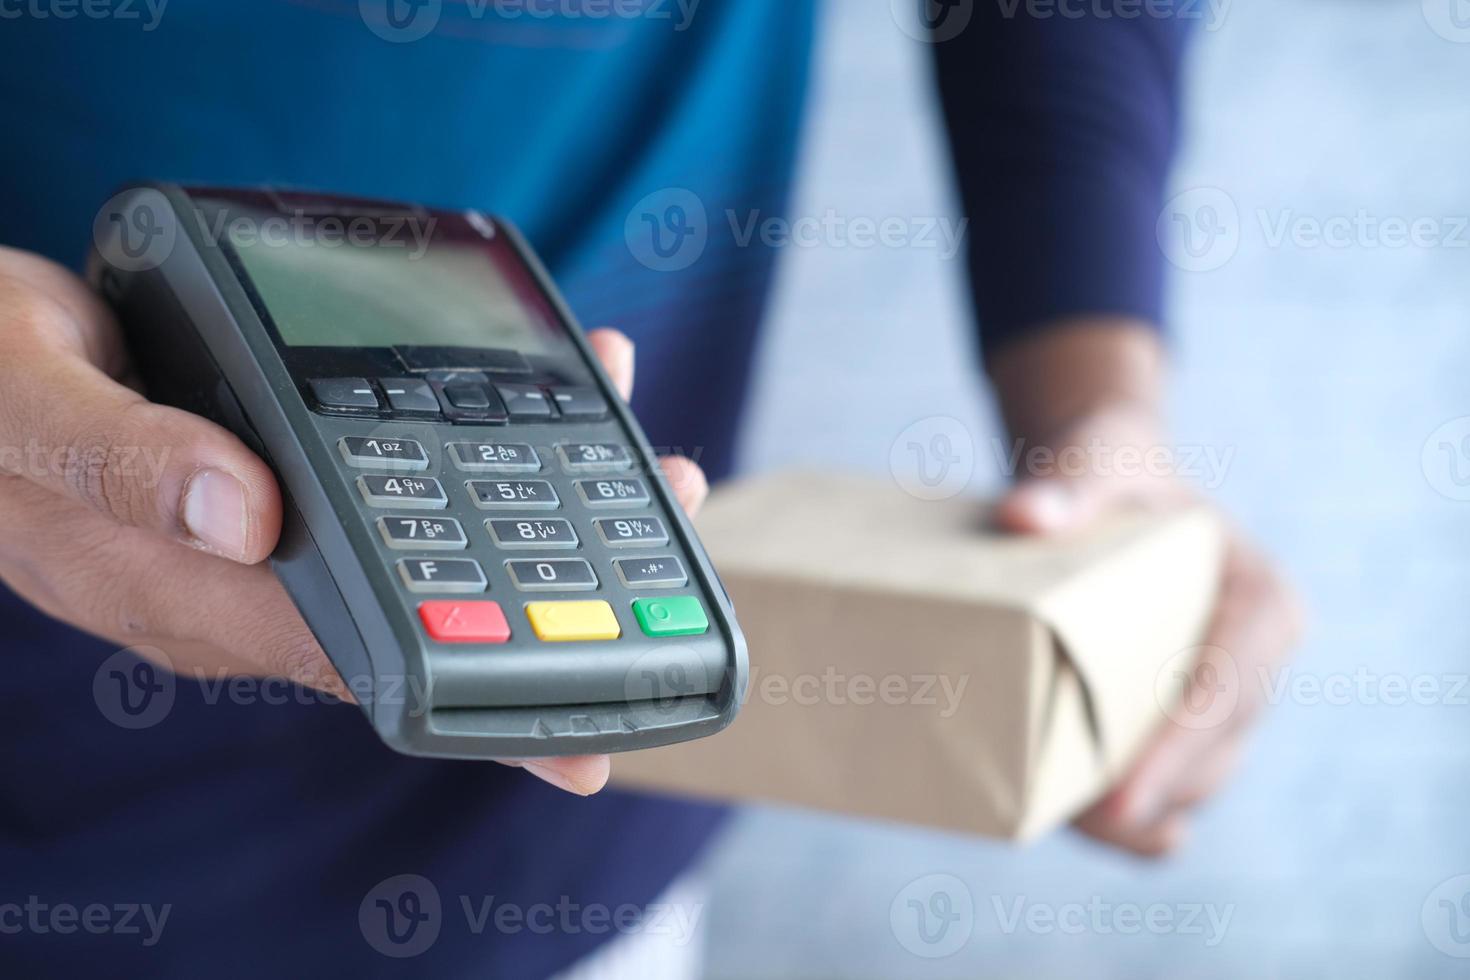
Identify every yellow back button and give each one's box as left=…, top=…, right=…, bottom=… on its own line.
left=525, top=600, right=621, bottom=642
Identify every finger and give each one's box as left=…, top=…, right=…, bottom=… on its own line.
left=0, top=484, right=342, bottom=694
left=1074, top=800, right=1190, bottom=858
left=1075, top=733, right=1242, bottom=857
left=990, top=409, right=1184, bottom=536
left=1077, top=535, right=1301, bottom=838
left=503, top=755, right=612, bottom=796
left=992, top=465, right=1178, bottom=536
left=659, top=455, right=708, bottom=518
left=1160, top=738, right=1245, bottom=814
left=0, top=289, right=281, bottom=563
left=587, top=328, right=635, bottom=402
left=992, top=479, right=1112, bottom=535
left=0, top=247, right=131, bottom=376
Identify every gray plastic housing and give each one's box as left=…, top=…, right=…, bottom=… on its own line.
left=86, top=184, right=748, bottom=758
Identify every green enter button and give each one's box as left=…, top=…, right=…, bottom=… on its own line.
left=632, top=596, right=709, bottom=637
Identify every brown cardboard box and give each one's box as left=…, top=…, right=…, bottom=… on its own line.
left=612, top=471, right=1225, bottom=841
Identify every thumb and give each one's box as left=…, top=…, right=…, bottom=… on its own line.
left=992, top=475, right=1116, bottom=536
left=991, top=408, right=1181, bottom=535
left=0, top=284, right=282, bottom=563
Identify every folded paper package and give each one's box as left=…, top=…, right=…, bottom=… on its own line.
left=612, top=471, right=1225, bottom=841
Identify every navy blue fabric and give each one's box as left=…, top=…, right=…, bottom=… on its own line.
left=0, top=2, right=813, bottom=976
left=0, top=1, right=1181, bottom=976
left=935, top=1, right=1189, bottom=354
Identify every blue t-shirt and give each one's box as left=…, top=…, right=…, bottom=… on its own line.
left=0, top=3, right=814, bottom=976
left=0, top=2, right=1186, bottom=975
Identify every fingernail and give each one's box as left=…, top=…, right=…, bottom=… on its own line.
left=617, top=340, right=635, bottom=392
left=1123, top=785, right=1165, bottom=826
left=1025, top=482, right=1075, bottom=530
left=182, top=468, right=249, bottom=560
left=522, top=761, right=586, bottom=795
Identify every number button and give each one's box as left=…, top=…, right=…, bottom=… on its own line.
left=556, top=443, right=633, bottom=473
left=485, top=518, right=579, bottom=550
left=467, top=480, right=559, bottom=510
left=614, top=557, right=688, bottom=589
left=574, top=478, right=650, bottom=508
left=447, top=441, right=541, bottom=473
left=338, top=436, right=428, bottom=471
left=505, top=558, right=598, bottom=591
left=593, top=516, right=669, bottom=548
left=377, top=516, right=467, bottom=550
left=357, top=475, right=448, bottom=509
left=397, top=558, right=487, bottom=594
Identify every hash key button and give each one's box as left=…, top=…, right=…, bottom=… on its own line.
left=506, top=558, right=598, bottom=591
left=357, top=475, right=448, bottom=509
left=338, top=436, right=428, bottom=470
left=615, top=557, right=687, bottom=589
left=397, top=558, right=487, bottom=594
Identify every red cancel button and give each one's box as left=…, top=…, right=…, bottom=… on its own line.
left=418, top=601, right=511, bottom=643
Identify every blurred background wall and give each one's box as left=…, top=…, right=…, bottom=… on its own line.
left=694, top=1, right=1470, bottom=975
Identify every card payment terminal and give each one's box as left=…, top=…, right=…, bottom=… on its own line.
left=87, top=184, right=748, bottom=759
